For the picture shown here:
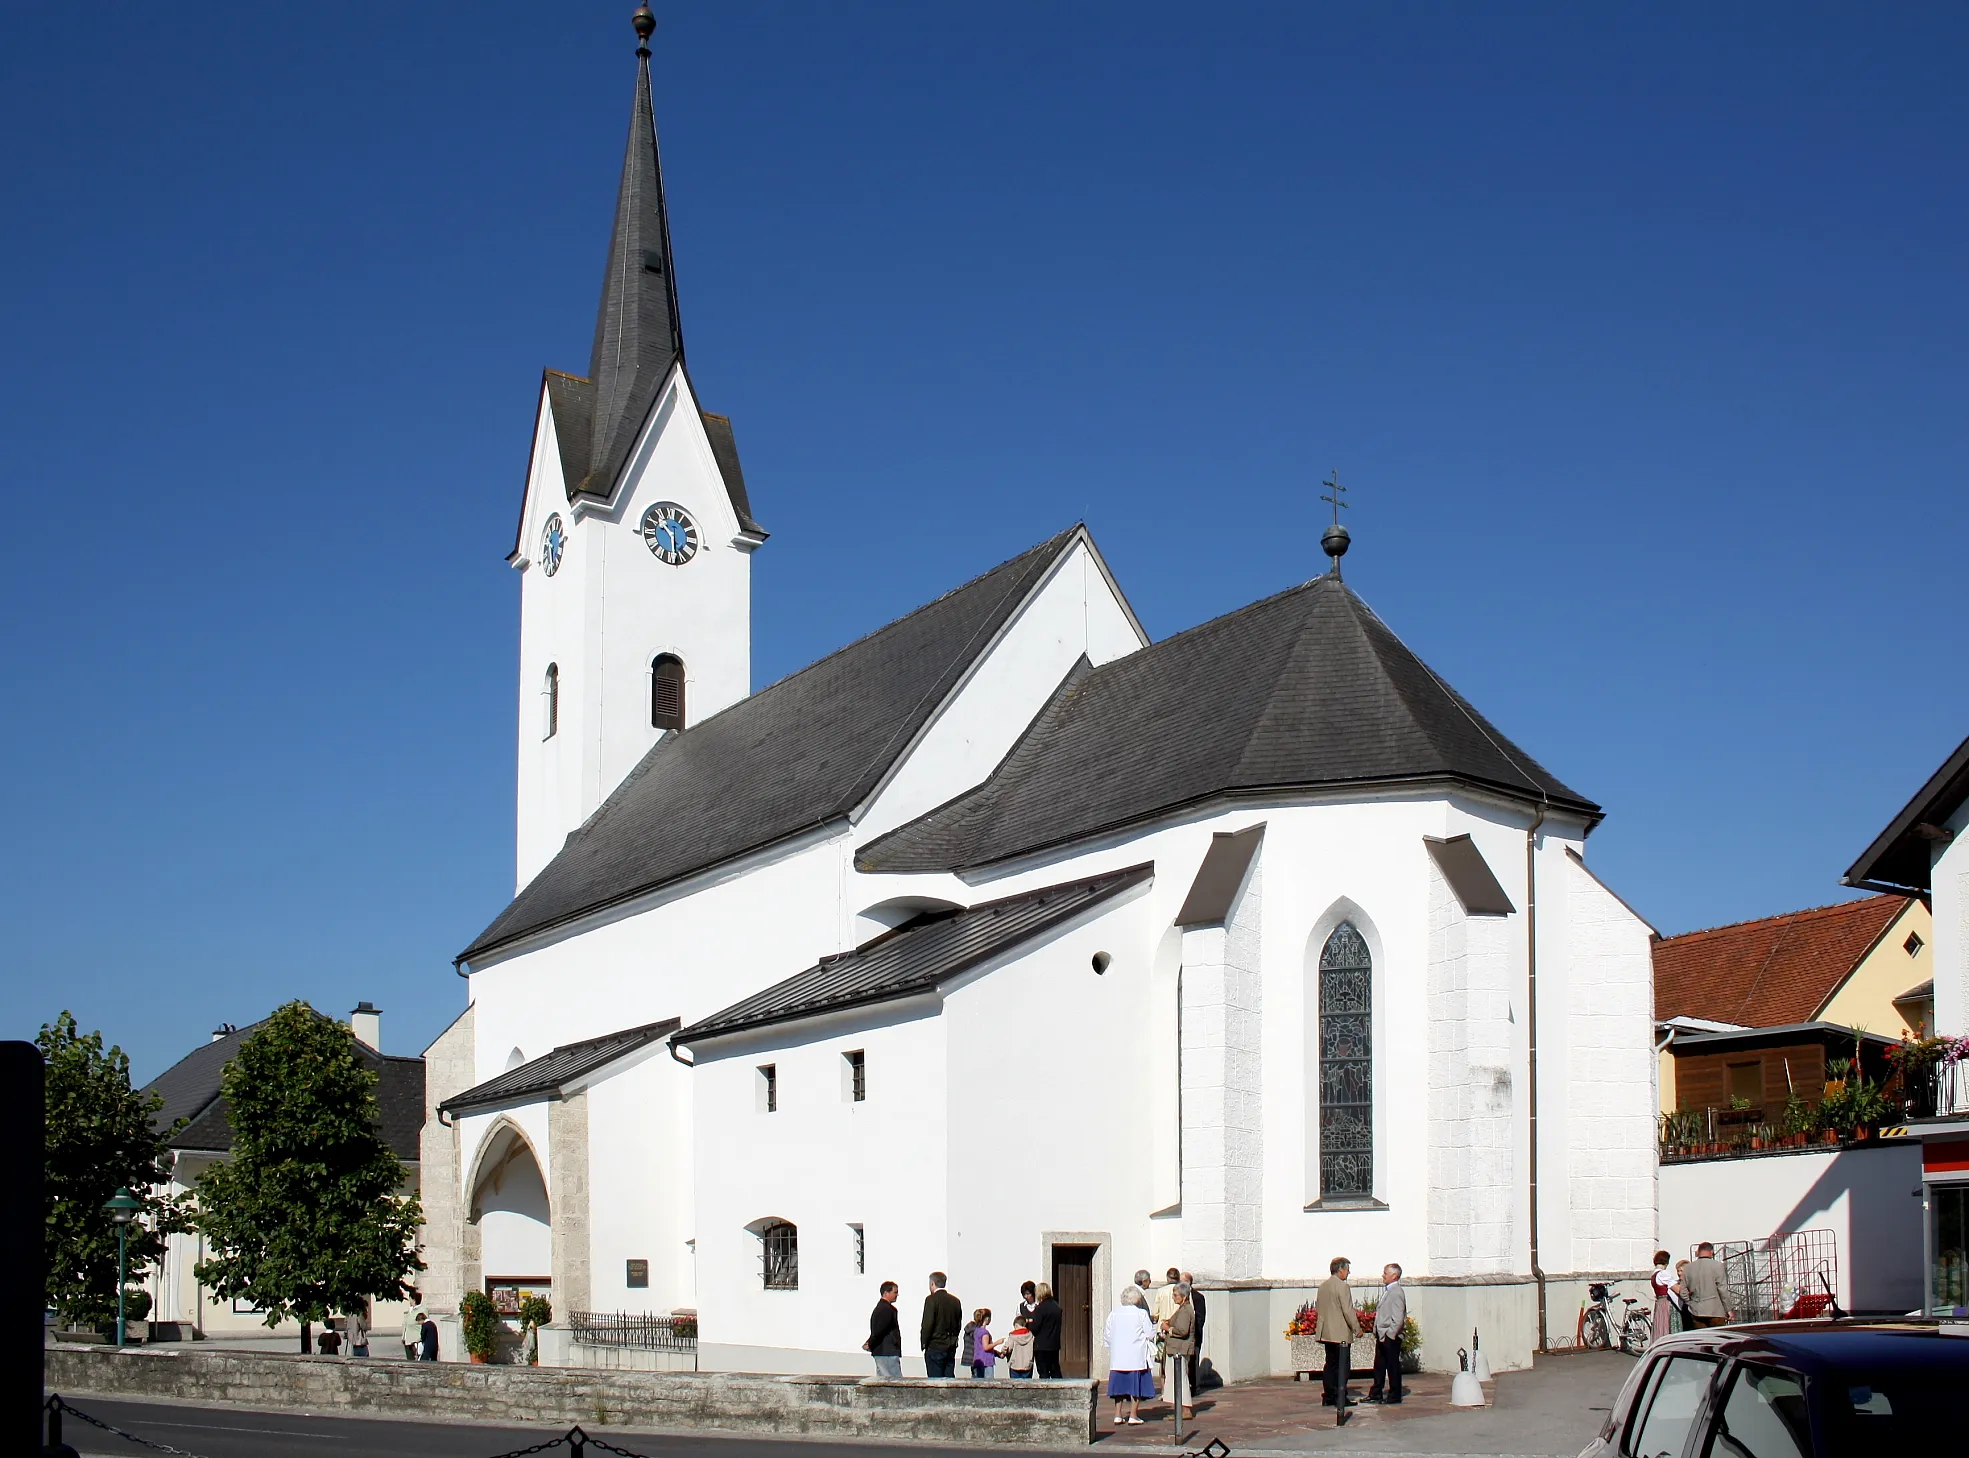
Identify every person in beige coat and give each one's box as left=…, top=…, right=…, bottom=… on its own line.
left=1315, top=1257, right=1361, bottom=1425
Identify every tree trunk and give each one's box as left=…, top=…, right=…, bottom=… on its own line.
left=300, top=1319, right=312, bottom=1355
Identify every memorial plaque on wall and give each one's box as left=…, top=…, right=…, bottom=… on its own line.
left=626, top=1259, right=649, bottom=1288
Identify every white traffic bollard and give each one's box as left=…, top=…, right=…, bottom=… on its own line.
left=1450, top=1347, right=1485, bottom=1407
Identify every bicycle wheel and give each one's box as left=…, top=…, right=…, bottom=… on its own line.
left=1622, top=1311, right=1651, bottom=1355
left=1583, top=1309, right=1610, bottom=1350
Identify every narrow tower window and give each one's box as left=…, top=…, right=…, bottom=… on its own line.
left=1317, top=922, right=1373, bottom=1198
left=651, top=654, right=686, bottom=731
left=844, top=1050, right=866, bottom=1103
left=543, top=664, right=560, bottom=740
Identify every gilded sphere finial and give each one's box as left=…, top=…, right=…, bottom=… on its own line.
left=632, top=5, right=656, bottom=43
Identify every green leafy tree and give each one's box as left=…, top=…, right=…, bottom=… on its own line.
left=40, top=1012, right=184, bottom=1328
left=192, top=1001, right=423, bottom=1352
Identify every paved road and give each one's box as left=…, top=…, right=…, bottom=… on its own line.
left=49, top=1396, right=961, bottom=1458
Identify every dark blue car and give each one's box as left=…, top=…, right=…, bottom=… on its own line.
left=1578, top=1320, right=1969, bottom=1457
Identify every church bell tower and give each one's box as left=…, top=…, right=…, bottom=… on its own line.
left=509, top=6, right=766, bottom=891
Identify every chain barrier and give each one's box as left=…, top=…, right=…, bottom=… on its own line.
left=479, top=1425, right=657, bottom=1458
left=44, top=1394, right=214, bottom=1457
left=1181, top=1440, right=1231, bottom=1458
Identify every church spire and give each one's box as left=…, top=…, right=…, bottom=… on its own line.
left=584, top=4, right=685, bottom=499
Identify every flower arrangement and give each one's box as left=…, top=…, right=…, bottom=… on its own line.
left=1357, top=1298, right=1423, bottom=1356
left=461, top=1290, right=502, bottom=1363
left=1284, top=1300, right=1319, bottom=1338
left=1943, top=1035, right=1969, bottom=1068
left=516, top=1295, right=552, bottom=1366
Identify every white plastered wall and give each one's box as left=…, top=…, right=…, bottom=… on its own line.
left=1935, top=801, right=1969, bottom=1038
left=514, top=369, right=755, bottom=888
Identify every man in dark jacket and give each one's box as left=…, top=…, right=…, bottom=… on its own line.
left=1182, top=1272, right=1207, bottom=1391
left=1028, top=1283, right=1064, bottom=1379
left=864, top=1281, right=903, bottom=1376
left=921, top=1271, right=963, bottom=1377
left=417, top=1311, right=439, bottom=1362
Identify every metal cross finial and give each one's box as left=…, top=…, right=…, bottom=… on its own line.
left=1320, top=469, right=1349, bottom=527
left=1319, top=469, right=1352, bottom=578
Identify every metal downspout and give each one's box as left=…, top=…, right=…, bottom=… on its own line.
left=1526, top=803, right=1548, bottom=1353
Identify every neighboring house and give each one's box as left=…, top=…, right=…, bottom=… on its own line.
left=142, top=1002, right=425, bottom=1339
left=418, top=24, right=1659, bottom=1382
left=1652, top=895, right=1932, bottom=1113
left=1845, top=732, right=1969, bottom=1041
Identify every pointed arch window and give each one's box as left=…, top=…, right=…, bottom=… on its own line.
left=542, top=664, right=560, bottom=740
left=1317, top=922, right=1373, bottom=1198
left=651, top=654, right=685, bottom=731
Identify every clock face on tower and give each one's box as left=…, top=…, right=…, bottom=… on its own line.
left=540, top=514, right=566, bottom=576
left=640, top=502, right=699, bottom=565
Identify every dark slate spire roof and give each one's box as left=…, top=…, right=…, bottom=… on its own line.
left=673, top=864, right=1154, bottom=1045
left=517, top=36, right=762, bottom=546
left=582, top=36, right=684, bottom=503
left=859, top=573, right=1599, bottom=874
left=459, top=528, right=1085, bottom=965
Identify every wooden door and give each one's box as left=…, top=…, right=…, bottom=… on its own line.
left=1053, top=1245, right=1096, bottom=1378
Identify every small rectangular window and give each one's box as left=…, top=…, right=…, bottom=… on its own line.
left=844, top=1049, right=866, bottom=1102
left=850, top=1223, right=865, bottom=1275
left=757, top=1064, right=777, bottom=1114
left=1728, top=1061, right=1761, bottom=1106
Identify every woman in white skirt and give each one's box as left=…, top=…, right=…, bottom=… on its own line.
left=1104, top=1286, right=1158, bottom=1425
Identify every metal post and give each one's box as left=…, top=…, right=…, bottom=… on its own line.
left=1171, top=1358, right=1183, bottom=1446
left=116, top=1223, right=128, bottom=1350
left=2, top=1042, right=44, bottom=1457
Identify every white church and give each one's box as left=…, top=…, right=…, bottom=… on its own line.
left=419, top=14, right=1659, bottom=1380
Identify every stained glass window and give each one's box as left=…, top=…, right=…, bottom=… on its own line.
left=1319, top=922, right=1373, bottom=1198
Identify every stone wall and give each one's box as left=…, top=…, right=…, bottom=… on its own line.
left=46, top=1345, right=1099, bottom=1448
left=549, top=1092, right=591, bottom=1314
left=418, top=1005, right=477, bottom=1317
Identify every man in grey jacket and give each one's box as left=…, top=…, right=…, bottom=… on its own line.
left=1365, top=1264, right=1407, bottom=1405
left=1682, top=1243, right=1734, bottom=1328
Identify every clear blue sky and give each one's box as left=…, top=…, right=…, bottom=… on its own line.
left=3, top=4, right=1963, bottom=1079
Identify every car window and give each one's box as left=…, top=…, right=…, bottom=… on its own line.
left=1819, top=1367, right=1958, bottom=1443
left=1703, top=1364, right=1809, bottom=1458
left=1626, top=1355, right=1720, bottom=1458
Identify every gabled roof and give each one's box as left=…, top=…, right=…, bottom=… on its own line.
left=142, top=1020, right=424, bottom=1163
left=438, top=1019, right=679, bottom=1118
left=1844, top=732, right=1969, bottom=895
left=1651, top=895, right=1916, bottom=1027
left=460, top=528, right=1085, bottom=964
left=673, top=864, right=1153, bottom=1046
left=858, top=573, right=1596, bottom=874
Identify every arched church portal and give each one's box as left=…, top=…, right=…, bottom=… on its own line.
left=469, top=1122, right=551, bottom=1286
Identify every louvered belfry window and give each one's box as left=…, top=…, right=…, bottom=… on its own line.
left=761, top=1220, right=799, bottom=1290
left=651, top=655, right=686, bottom=730
left=1318, top=922, right=1373, bottom=1198
left=543, top=663, right=560, bottom=740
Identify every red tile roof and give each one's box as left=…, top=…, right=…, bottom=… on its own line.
left=1652, top=895, right=1915, bottom=1027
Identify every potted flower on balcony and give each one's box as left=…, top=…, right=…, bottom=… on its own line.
left=461, top=1290, right=501, bottom=1364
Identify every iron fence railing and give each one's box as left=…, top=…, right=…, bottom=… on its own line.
left=567, top=1310, right=697, bottom=1352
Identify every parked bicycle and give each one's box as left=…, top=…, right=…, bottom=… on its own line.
left=1581, top=1281, right=1651, bottom=1354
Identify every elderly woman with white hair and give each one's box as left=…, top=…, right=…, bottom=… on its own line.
left=1103, top=1284, right=1158, bottom=1425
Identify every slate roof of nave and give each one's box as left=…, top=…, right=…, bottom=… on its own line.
left=142, top=1019, right=424, bottom=1163
left=856, top=572, right=1598, bottom=874
left=458, top=527, right=1085, bottom=964
left=672, top=864, right=1154, bottom=1044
